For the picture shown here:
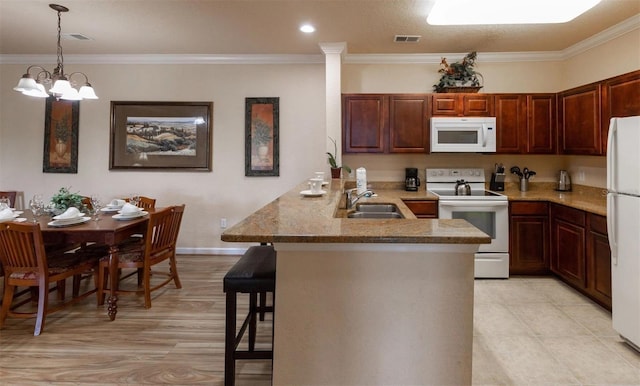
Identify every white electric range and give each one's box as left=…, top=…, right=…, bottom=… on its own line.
left=427, top=168, right=509, bottom=278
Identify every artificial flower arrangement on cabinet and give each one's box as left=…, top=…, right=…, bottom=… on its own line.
left=433, top=51, right=483, bottom=93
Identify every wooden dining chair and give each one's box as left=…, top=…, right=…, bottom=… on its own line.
left=0, top=222, right=100, bottom=336
left=124, top=196, right=156, bottom=210
left=97, top=205, right=184, bottom=308
left=0, top=191, right=17, bottom=208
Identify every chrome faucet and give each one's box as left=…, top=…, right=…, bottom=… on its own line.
left=345, top=188, right=374, bottom=209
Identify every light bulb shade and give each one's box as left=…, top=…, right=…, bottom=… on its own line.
left=22, top=83, right=49, bottom=98
left=13, top=76, right=38, bottom=92
left=60, top=87, right=82, bottom=101
left=78, top=85, right=98, bottom=99
left=49, top=79, right=72, bottom=95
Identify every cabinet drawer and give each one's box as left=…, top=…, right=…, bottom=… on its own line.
left=552, top=204, right=585, bottom=226
left=588, top=213, right=607, bottom=235
left=510, top=201, right=548, bottom=215
left=403, top=200, right=438, bottom=218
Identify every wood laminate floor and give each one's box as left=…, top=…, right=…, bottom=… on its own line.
left=0, top=255, right=639, bottom=385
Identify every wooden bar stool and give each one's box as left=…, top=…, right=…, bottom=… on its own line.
left=223, top=245, right=276, bottom=386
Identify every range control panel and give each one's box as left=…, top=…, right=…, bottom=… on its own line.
left=426, top=168, right=485, bottom=183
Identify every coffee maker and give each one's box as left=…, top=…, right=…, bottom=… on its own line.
left=405, top=168, right=420, bottom=191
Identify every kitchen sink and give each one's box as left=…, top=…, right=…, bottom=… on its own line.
left=347, top=211, right=404, bottom=219
left=354, top=203, right=399, bottom=213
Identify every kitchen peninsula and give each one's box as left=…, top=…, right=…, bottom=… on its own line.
left=222, top=179, right=490, bottom=385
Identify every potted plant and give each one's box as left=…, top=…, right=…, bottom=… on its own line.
left=433, top=51, right=483, bottom=93
left=252, top=118, right=272, bottom=161
left=50, top=187, right=87, bottom=214
left=326, top=136, right=351, bottom=179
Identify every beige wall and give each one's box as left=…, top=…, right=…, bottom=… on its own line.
left=0, top=63, right=325, bottom=252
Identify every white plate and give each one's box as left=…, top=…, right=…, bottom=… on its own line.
left=14, top=218, right=27, bottom=223
left=300, top=189, right=326, bottom=197
left=13, top=210, right=23, bottom=215
left=101, top=207, right=120, bottom=213
left=48, top=216, right=91, bottom=227
left=106, top=205, right=123, bottom=210
left=50, top=215, right=86, bottom=224
left=112, top=211, right=148, bottom=220
left=322, top=181, right=329, bottom=186
left=0, top=213, right=20, bottom=223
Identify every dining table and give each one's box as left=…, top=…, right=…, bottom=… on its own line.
left=22, top=208, right=152, bottom=321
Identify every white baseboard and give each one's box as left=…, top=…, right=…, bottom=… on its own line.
left=176, top=247, right=247, bottom=255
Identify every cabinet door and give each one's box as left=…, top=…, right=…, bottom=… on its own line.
left=527, top=94, right=556, bottom=154
left=509, top=201, right=549, bottom=274
left=342, top=94, right=387, bottom=153
left=463, top=94, right=494, bottom=116
left=601, top=70, right=640, bottom=154
left=495, top=94, right=525, bottom=153
left=389, top=95, right=429, bottom=153
left=586, top=213, right=612, bottom=310
left=431, top=94, right=459, bottom=116
left=551, top=204, right=586, bottom=288
left=558, top=83, right=602, bottom=155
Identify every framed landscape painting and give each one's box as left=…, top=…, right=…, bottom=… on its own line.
left=43, top=96, right=79, bottom=173
left=109, top=101, right=213, bottom=171
left=245, top=97, right=279, bottom=176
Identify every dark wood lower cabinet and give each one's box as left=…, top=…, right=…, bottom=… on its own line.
left=403, top=200, right=438, bottom=218
left=586, top=213, right=612, bottom=309
left=549, top=203, right=611, bottom=310
left=509, top=201, right=549, bottom=275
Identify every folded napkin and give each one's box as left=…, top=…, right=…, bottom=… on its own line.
left=54, top=207, right=82, bottom=220
left=109, top=199, right=126, bottom=207
left=120, top=203, right=142, bottom=214
left=0, top=208, right=14, bottom=219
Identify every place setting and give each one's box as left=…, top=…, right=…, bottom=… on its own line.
left=0, top=206, right=25, bottom=223
left=47, top=207, right=91, bottom=227
left=112, top=202, right=148, bottom=220
left=300, top=172, right=327, bottom=197
left=100, top=198, right=127, bottom=213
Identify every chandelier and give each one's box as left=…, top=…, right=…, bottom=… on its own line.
left=13, top=4, right=98, bottom=100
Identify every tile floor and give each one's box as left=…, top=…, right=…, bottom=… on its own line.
left=472, top=277, right=640, bottom=385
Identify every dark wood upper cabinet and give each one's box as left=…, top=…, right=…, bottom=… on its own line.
left=527, top=94, right=556, bottom=154
left=558, top=83, right=602, bottom=155
left=601, top=70, right=640, bottom=153
left=495, top=94, right=525, bottom=153
left=342, top=94, right=387, bottom=153
left=432, top=94, right=494, bottom=116
left=389, top=95, right=430, bottom=153
left=495, top=94, right=555, bottom=154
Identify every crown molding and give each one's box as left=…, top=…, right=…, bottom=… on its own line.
left=562, top=13, right=640, bottom=59
left=0, top=53, right=325, bottom=65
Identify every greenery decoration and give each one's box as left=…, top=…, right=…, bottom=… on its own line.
left=326, top=136, right=351, bottom=173
left=433, top=51, right=483, bottom=93
left=50, top=187, right=86, bottom=212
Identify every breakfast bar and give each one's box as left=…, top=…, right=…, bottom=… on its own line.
left=221, top=179, right=490, bottom=385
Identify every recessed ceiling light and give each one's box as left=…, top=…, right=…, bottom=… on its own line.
left=427, top=0, right=602, bottom=25
left=300, top=24, right=315, bottom=33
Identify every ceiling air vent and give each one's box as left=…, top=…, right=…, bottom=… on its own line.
left=62, top=33, right=92, bottom=40
left=394, top=35, right=421, bottom=43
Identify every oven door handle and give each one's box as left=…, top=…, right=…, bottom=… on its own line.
left=439, top=200, right=507, bottom=207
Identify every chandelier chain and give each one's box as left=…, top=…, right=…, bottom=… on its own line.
left=56, top=9, right=64, bottom=77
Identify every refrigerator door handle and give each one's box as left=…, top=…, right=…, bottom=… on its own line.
left=607, top=193, right=618, bottom=265
left=607, top=118, right=617, bottom=192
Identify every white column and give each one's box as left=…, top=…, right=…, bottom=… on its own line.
left=319, top=42, right=346, bottom=174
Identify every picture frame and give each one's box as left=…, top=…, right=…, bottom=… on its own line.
left=43, top=96, right=79, bottom=173
left=109, top=101, right=213, bottom=171
left=245, top=97, right=279, bottom=176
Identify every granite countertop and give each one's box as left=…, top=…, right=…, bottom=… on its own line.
left=499, top=182, right=607, bottom=216
left=221, top=179, right=489, bottom=244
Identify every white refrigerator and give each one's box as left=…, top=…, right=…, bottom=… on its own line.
left=607, top=116, right=640, bottom=351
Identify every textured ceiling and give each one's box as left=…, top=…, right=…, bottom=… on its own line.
left=0, top=0, right=639, bottom=56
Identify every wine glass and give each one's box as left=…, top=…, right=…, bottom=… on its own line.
left=130, top=194, right=140, bottom=207
left=90, top=195, right=103, bottom=221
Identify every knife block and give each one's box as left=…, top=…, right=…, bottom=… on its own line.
left=489, top=173, right=505, bottom=191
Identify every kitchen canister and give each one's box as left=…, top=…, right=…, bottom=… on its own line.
left=356, top=167, right=367, bottom=195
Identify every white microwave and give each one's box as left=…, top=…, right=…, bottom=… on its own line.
left=430, top=117, right=497, bottom=153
